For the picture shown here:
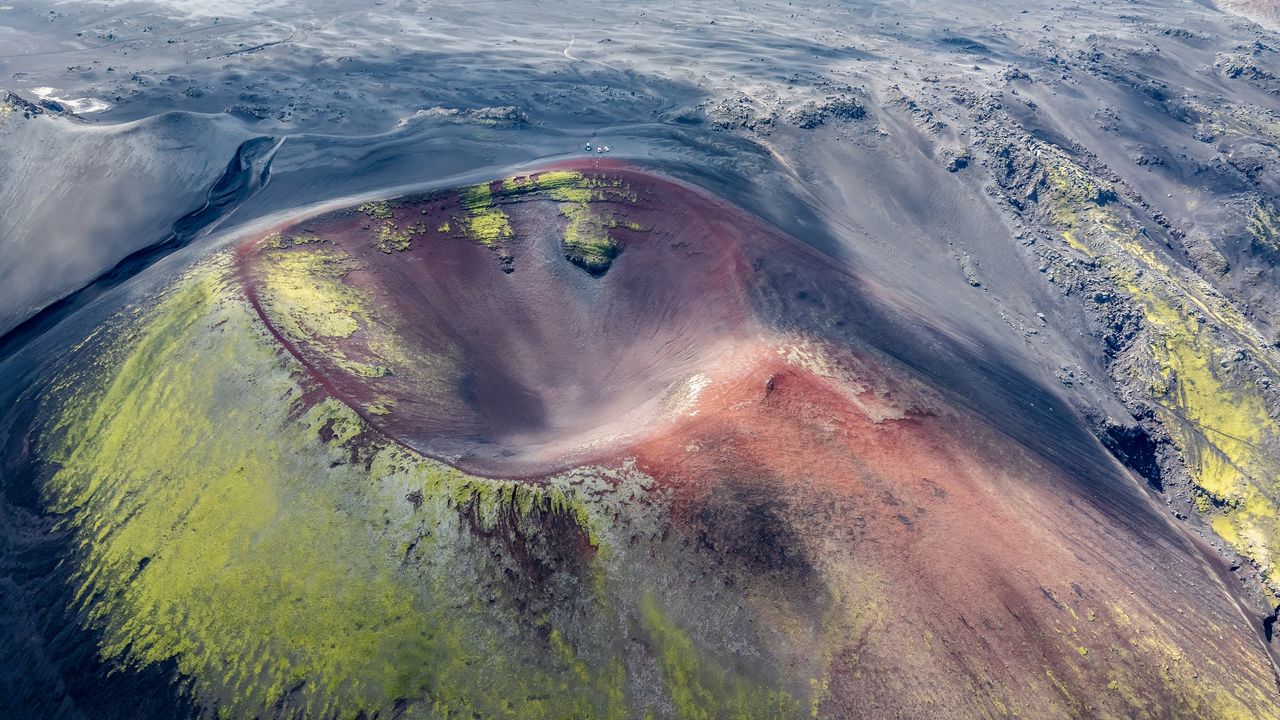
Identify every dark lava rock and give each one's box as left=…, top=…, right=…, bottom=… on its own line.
left=788, top=94, right=866, bottom=129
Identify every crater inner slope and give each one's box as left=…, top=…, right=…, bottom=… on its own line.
left=238, top=162, right=776, bottom=475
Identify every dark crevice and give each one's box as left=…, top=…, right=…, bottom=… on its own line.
left=1091, top=415, right=1165, bottom=492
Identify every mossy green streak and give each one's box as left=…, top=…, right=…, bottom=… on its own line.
left=41, top=255, right=801, bottom=718
left=448, top=170, right=643, bottom=272
left=1043, top=144, right=1280, bottom=590
left=44, top=262, right=612, bottom=717
left=459, top=182, right=513, bottom=245
left=640, top=596, right=802, bottom=720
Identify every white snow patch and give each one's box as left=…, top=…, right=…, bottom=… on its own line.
left=30, top=87, right=112, bottom=114
left=664, top=373, right=711, bottom=417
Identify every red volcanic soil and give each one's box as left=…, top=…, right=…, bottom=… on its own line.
left=237, top=161, right=1280, bottom=716
left=630, top=339, right=1280, bottom=715
left=238, top=161, right=781, bottom=475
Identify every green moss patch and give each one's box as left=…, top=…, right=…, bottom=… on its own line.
left=458, top=182, right=513, bottom=245
left=357, top=200, right=394, bottom=220
left=39, top=259, right=804, bottom=718
left=1038, top=143, right=1280, bottom=589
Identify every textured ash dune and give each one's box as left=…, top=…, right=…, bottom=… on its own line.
left=0, top=105, right=257, bottom=335
left=4, top=0, right=1280, bottom=717
left=1218, top=0, right=1280, bottom=32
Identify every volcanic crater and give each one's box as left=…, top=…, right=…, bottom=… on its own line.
left=237, top=161, right=815, bottom=476
left=26, top=159, right=1280, bottom=718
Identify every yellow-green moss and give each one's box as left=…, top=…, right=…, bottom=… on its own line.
left=453, top=171, right=641, bottom=270
left=1062, top=229, right=1093, bottom=256
left=251, top=238, right=477, bottom=426
left=1248, top=202, right=1280, bottom=252
left=1039, top=143, right=1280, bottom=586
left=496, top=170, right=644, bottom=271
left=357, top=200, right=394, bottom=219
left=265, top=232, right=323, bottom=249
left=1096, top=599, right=1274, bottom=718
left=367, top=397, right=394, bottom=415
left=503, top=170, right=592, bottom=203
left=639, top=596, right=802, bottom=720
left=373, top=221, right=423, bottom=253
left=528, top=171, right=625, bottom=271
left=40, top=260, right=654, bottom=718
left=563, top=220, right=619, bottom=272
left=458, top=183, right=512, bottom=245
left=1121, top=268, right=1280, bottom=579
left=255, top=245, right=366, bottom=339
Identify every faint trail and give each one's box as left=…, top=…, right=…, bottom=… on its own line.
left=560, top=31, right=623, bottom=73
left=212, top=29, right=299, bottom=60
